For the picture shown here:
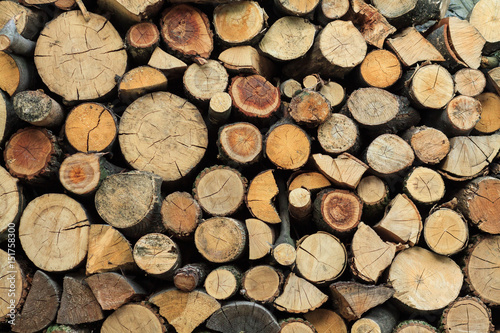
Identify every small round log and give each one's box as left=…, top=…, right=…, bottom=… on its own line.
left=280, top=79, right=302, bottom=99
left=205, top=265, right=242, bottom=300
left=402, top=126, right=450, bottom=165
left=125, top=22, right=160, bottom=65
left=441, top=296, right=493, bottom=333
left=183, top=60, right=228, bottom=104
left=133, top=233, right=181, bottom=279
left=13, top=90, right=64, bottom=128
left=264, top=121, right=311, bottom=170
left=359, top=49, right=402, bottom=89
left=437, top=95, right=482, bottom=136
left=173, top=263, right=208, bottom=292
left=0, top=50, right=33, bottom=96
left=289, top=90, right=331, bottom=127
left=241, top=265, right=283, bottom=303
left=217, top=122, right=262, bottom=167
left=209, top=92, right=232, bottom=126
left=403, top=166, right=445, bottom=205
left=474, top=92, right=500, bottom=134
left=313, top=189, right=362, bottom=235
left=407, top=64, right=455, bottom=110
left=161, top=191, right=202, bottom=239
left=356, top=175, right=390, bottom=221
left=393, top=321, right=438, bottom=333
left=318, top=113, right=360, bottom=155
left=366, top=134, right=414, bottom=176
left=280, top=318, right=316, bottom=333
left=423, top=208, right=468, bottom=256
left=454, top=68, right=486, bottom=97
left=289, top=187, right=312, bottom=221
left=101, top=303, right=164, bottom=333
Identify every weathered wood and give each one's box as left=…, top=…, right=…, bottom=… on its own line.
left=161, top=191, right=201, bottom=239
left=217, top=122, right=262, bottom=167
left=389, top=247, right=463, bottom=311
left=274, top=273, right=328, bottom=313
left=95, top=171, right=163, bottom=238
left=64, top=103, right=118, bottom=153
left=351, top=222, right=396, bottom=284
left=259, top=16, right=316, bottom=62
left=474, top=93, right=500, bottom=134
left=296, top=231, right=346, bottom=284
left=34, top=11, right=126, bottom=102
left=118, top=66, right=168, bottom=104
left=125, top=22, right=160, bottom=65
left=372, top=0, right=449, bottom=27
left=133, top=233, right=181, bottom=279
left=304, top=309, right=347, bottom=333
left=402, top=126, right=450, bottom=165
left=205, top=265, right=242, bottom=300
left=86, top=224, right=135, bottom=275
left=173, top=263, right=208, bottom=292
left=246, top=170, right=280, bottom=224
left=0, top=1, right=45, bottom=40
left=0, top=18, right=35, bottom=55
left=150, top=289, right=220, bottom=333
left=183, top=60, right=228, bottom=104
left=403, top=167, right=445, bottom=205
left=119, top=92, right=208, bottom=183
left=423, top=208, right=468, bottom=256
left=207, top=301, right=280, bottom=333
left=365, top=134, right=415, bottom=177
left=0, top=166, right=23, bottom=243
left=441, top=296, right=493, bottom=333
left=19, top=194, right=89, bottom=272
left=265, top=121, right=311, bottom=170
left=218, top=45, right=275, bottom=79
left=349, top=0, right=396, bottom=49
left=313, top=188, right=362, bottom=235
left=426, top=24, right=466, bottom=71
left=406, top=64, right=455, bottom=110
left=289, top=90, right=331, bottom=127
left=13, top=90, right=63, bottom=128
left=12, top=270, right=60, bottom=333
left=86, top=272, right=146, bottom=310
left=101, top=303, right=164, bottom=333
left=57, top=275, right=103, bottom=325
left=241, top=265, right=283, bottom=303
left=280, top=79, right=302, bottom=99
left=329, top=281, right=394, bottom=321
left=245, top=218, right=275, bottom=260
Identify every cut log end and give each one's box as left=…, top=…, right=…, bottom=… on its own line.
left=360, top=50, right=402, bottom=88
left=241, top=265, right=282, bottom=303
left=424, top=208, right=468, bottom=256
left=265, top=123, right=311, bottom=170
left=133, top=233, right=181, bottom=279
left=218, top=122, right=262, bottom=166
left=314, top=189, right=362, bottom=234
left=161, top=191, right=201, bottom=239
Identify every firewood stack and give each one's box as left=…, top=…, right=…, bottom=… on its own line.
left=1, top=0, right=500, bottom=332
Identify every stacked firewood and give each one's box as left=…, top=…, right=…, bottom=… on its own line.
left=1, top=0, right=500, bottom=332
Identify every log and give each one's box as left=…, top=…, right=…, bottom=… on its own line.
left=100, top=303, right=164, bottom=333
left=388, top=246, right=463, bottom=312
left=373, top=193, right=422, bottom=246
left=0, top=51, right=33, bottom=97
left=272, top=173, right=296, bottom=267
left=259, top=16, right=316, bottom=62
left=18, top=193, right=90, bottom=272
left=0, top=18, right=35, bottom=55
left=403, top=167, right=445, bottom=205
left=241, top=265, right=283, bottom=303
left=12, top=270, right=60, bottom=333
left=273, top=0, right=320, bottom=16
left=0, top=249, right=27, bottom=323
left=441, top=296, right=493, bottom=333
left=457, top=176, right=500, bottom=234
left=194, top=217, right=246, bottom=263
left=356, top=176, right=390, bottom=221
left=393, top=321, right=438, bottom=333
left=59, top=153, right=123, bottom=197
left=213, top=1, right=267, bottom=46
left=470, top=0, right=500, bottom=52
left=207, top=301, right=280, bottom=333
left=351, top=222, right=396, bottom=284
left=0, top=2, right=45, bottom=40
left=436, top=96, right=482, bottom=137
left=205, top=265, right=242, bottom=300
left=359, top=50, right=402, bottom=89
left=423, top=208, right=468, bottom=256
left=464, top=235, right=500, bottom=306
left=426, top=24, right=466, bottom=71
left=125, top=22, right=160, bottom=65
left=0, top=90, right=19, bottom=147
left=183, top=60, right=228, bottom=104
left=217, top=122, right=262, bottom=167
left=13, top=90, right=63, bottom=128
left=57, top=275, right=104, bottom=325
left=317, top=0, right=350, bottom=24
left=209, top=92, right=232, bottom=126
left=365, top=134, right=415, bottom=177
left=264, top=120, right=311, bottom=170
left=95, top=171, right=163, bottom=238
left=118, top=66, right=168, bottom=104
left=439, top=135, right=500, bottom=180
left=319, top=81, right=345, bottom=110
left=229, top=74, right=280, bottom=124
left=97, top=0, right=164, bottom=26
left=161, top=191, right=201, bottom=239
left=86, top=272, right=146, bottom=310
left=246, top=169, right=280, bottom=224
left=302, top=74, right=323, bottom=90
left=0, top=166, right=23, bottom=243
left=349, top=0, right=396, bottom=49
left=442, top=17, right=486, bottom=69
left=149, top=289, right=221, bottom=333
left=295, top=231, right=347, bottom=284
left=487, top=67, right=500, bottom=95
left=329, top=281, right=394, bottom=321
left=351, top=305, right=399, bottom=333
left=133, top=233, right=180, bottom=279
left=173, top=263, right=208, bottom=292
left=303, top=309, right=347, bottom=333
left=313, top=188, right=363, bottom=235
left=402, top=126, right=450, bottom=165
left=289, top=187, right=312, bottom=221
left=280, top=79, right=302, bottom=100
left=474, top=93, right=500, bottom=134
left=218, top=45, right=275, bottom=79
left=118, top=92, right=208, bottom=183
left=453, top=68, right=486, bottom=97
left=64, top=102, right=118, bottom=153
left=148, top=46, right=187, bottom=80
left=289, top=90, right=331, bottom=127
left=289, top=171, right=331, bottom=193
left=273, top=273, right=328, bottom=313
left=280, top=318, right=316, bottom=333
left=55, top=0, right=77, bottom=10
left=312, top=153, right=367, bottom=189
left=406, top=64, right=455, bottom=110
left=371, top=0, right=449, bottom=27
left=245, top=218, right=274, bottom=260
left=345, top=88, right=419, bottom=134
left=86, top=224, right=135, bottom=275
left=34, top=11, right=127, bottom=102
left=160, top=4, right=213, bottom=61
left=193, top=165, right=247, bottom=216
left=283, top=20, right=366, bottom=79
left=386, top=27, right=445, bottom=67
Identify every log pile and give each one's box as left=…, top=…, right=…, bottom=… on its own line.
left=1, top=0, right=500, bottom=332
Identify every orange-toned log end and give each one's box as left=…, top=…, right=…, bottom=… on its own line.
left=126, top=22, right=160, bottom=49
left=314, top=189, right=362, bottom=234
left=59, top=153, right=101, bottom=196
left=289, top=90, right=331, bottom=127
left=118, top=66, right=168, bottom=104
left=360, top=49, right=402, bottom=89
left=218, top=122, right=262, bottom=166
left=161, top=191, right=201, bottom=239
left=160, top=4, right=213, bottom=59
left=4, top=127, right=56, bottom=180
left=265, top=123, right=310, bottom=170
left=229, top=75, right=281, bottom=121
left=64, top=102, right=117, bottom=153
